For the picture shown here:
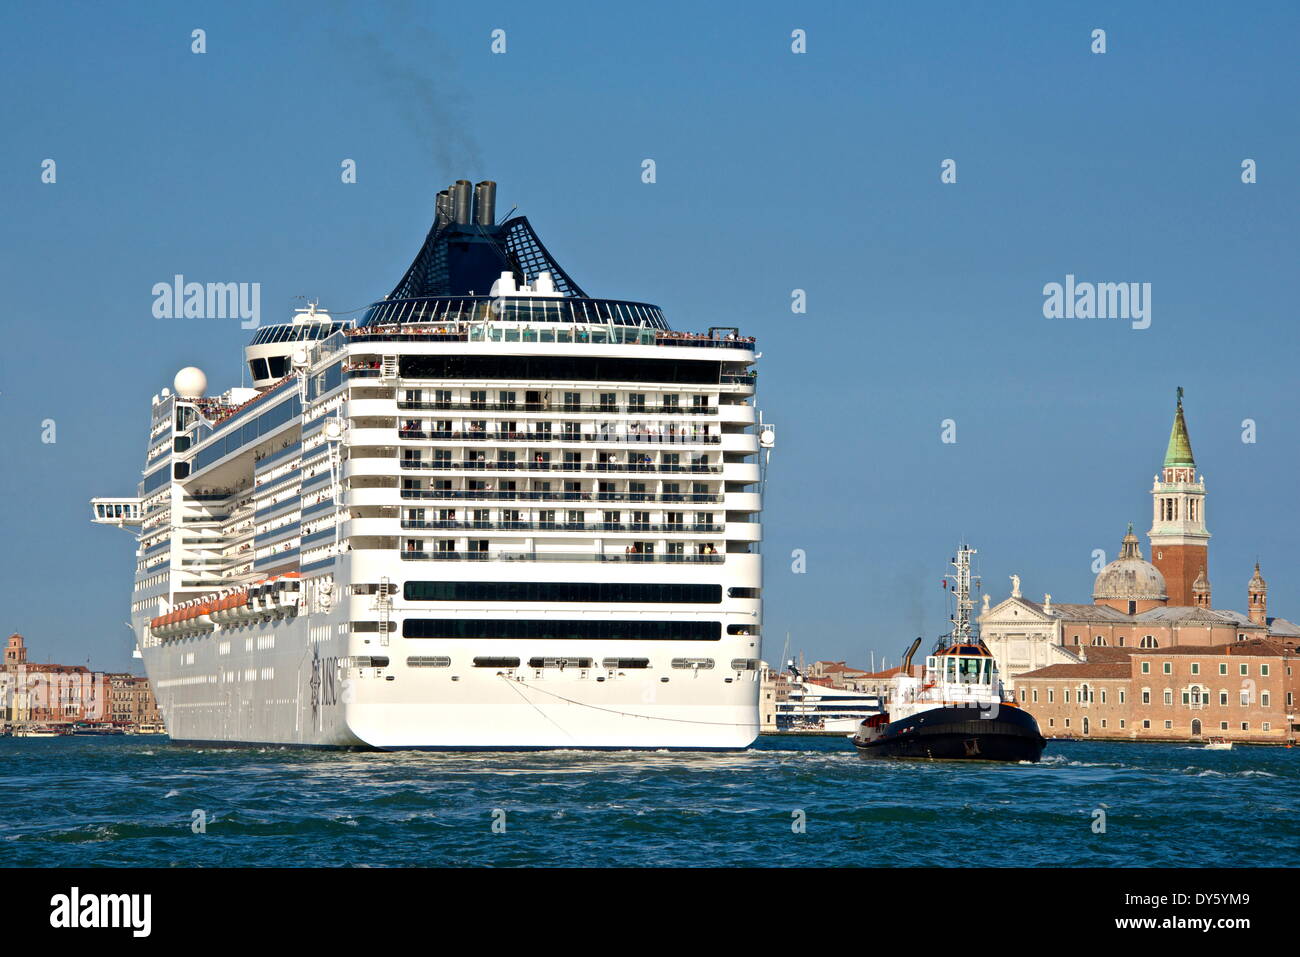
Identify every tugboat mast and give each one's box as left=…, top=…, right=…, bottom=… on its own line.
left=945, top=545, right=980, bottom=645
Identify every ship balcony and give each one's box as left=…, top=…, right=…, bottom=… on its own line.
left=722, top=461, right=760, bottom=483
left=398, top=519, right=726, bottom=535
left=343, top=458, right=403, bottom=480
left=344, top=398, right=398, bottom=418
left=396, top=429, right=722, bottom=446
left=716, top=403, right=756, bottom=425
left=397, top=488, right=725, bottom=505
left=398, top=549, right=725, bottom=565
left=396, top=399, right=721, bottom=416
left=90, top=497, right=144, bottom=526
left=719, top=433, right=758, bottom=454
left=342, top=429, right=400, bottom=449
left=723, top=491, right=761, bottom=513
left=396, top=459, right=724, bottom=476
left=724, top=521, right=762, bottom=542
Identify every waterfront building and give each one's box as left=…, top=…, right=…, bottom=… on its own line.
left=1015, top=636, right=1298, bottom=744
left=1, top=633, right=112, bottom=726
left=982, top=392, right=1300, bottom=689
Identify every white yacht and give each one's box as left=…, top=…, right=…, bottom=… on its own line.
left=775, top=662, right=882, bottom=733
left=92, top=180, right=770, bottom=749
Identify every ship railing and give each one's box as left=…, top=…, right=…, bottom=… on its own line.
left=400, top=551, right=723, bottom=564
left=396, top=430, right=720, bottom=444
left=397, top=490, right=721, bottom=504
left=399, top=520, right=723, bottom=533
left=396, top=401, right=718, bottom=415
left=398, top=460, right=721, bottom=474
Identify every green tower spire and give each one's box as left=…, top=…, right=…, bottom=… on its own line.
left=1164, top=386, right=1195, bottom=468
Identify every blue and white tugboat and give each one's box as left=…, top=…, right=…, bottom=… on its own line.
left=852, top=545, right=1046, bottom=762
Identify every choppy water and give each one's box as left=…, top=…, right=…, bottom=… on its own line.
left=1, top=735, right=1295, bottom=867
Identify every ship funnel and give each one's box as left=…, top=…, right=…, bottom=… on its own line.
left=451, top=180, right=473, bottom=224
left=900, top=637, right=923, bottom=675
left=473, top=180, right=497, bottom=225
left=435, top=189, right=453, bottom=227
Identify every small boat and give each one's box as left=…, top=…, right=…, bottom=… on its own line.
left=851, top=545, right=1047, bottom=763
left=13, top=726, right=63, bottom=738
left=1203, top=737, right=1233, bottom=750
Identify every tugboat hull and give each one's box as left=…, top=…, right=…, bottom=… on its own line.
left=853, top=706, right=1046, bottom=763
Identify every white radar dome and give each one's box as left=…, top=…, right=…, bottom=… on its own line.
left=174, top=367, right=208, bottom=398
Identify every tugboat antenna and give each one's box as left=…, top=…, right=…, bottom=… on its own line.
left=945, top=544, right=979, bottom=644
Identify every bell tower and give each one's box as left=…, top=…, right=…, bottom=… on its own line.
left=4, top=633, right=27, bottom=666
left=1247, top=563, right=1267, bottom=625
left=1149, top=388, right=1210, bottom=607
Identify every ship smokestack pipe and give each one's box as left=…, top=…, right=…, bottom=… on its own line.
left=452, top=180, right=473, bottom=224
left=474, top=180, right=497, bottom=225
left=435, top=190, right=452, bottom=227
left=900, top=637, right=923, bottom=674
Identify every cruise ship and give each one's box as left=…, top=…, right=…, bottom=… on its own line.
left=91, top=179, right=770, bottom=749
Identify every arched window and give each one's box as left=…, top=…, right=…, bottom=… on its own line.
left=1139, top=635, right=1158, bottom=649
left=1092, top=635, right=1107, bottom=646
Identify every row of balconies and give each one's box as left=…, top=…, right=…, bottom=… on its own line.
left=335, top=457, right=761, bottom=482
left=352, top=397, right=753, bottom=421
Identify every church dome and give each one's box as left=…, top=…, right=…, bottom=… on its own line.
left=1093, top=525, right=1168, bottom=602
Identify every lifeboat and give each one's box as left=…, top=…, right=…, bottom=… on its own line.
left=279, top=573, right=302, bottom=615
left=193, top=600, right=214, bottom=633
left=264, top=577, right=282, bottom=614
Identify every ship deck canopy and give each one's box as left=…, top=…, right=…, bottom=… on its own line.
left=360, top=295, right=670, bottom=330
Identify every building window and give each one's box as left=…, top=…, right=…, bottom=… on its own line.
left=1141, top=690, right=1151, bottom=704
left=1048, top=719, right=1055, bottom=728
left=1047, top=689, right=1054, bottom=703
left=1263, top=723, right=1271, bottom=732
left=1163, top=690, right=1173, bottom=706
left=1120, top=720, right=1126, bottom=728
left=1142, top=720, right=1151, bottom=729
left=1119, top=690, right=1126, bottom=704
left=1190, top=662, right=1199, bottom=675
left=1141, top=662, right=1150, bottom=674
left=1164, top=720, right=1172, bottom=729
left=1239, top=663, right=1248, bottom=676
left=1092, top=636, right=1106, bottom=646
left=1261, top=692, right=1270, bottom=707
left=1260, top=664, right=1270, bottom=677
left=1140, top=636, right=1158, bottom=649
left=1240, top=691, right=1250, bottom=707
left=1162, top=662, right=1172, bottom=675
left=1241, top=722, right=1249, bottom=731
left=1032, top=689, right=1039, bottom=704
left=1219, top=691, right=1228, bottom=706
left=1219, top=663, right=1228, bottom=675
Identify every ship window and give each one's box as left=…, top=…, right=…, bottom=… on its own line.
left=250, top=358, right=269, bottom=380
left=406, top=656, right=451, bottom=668
left=472, top=657, right=520, bottom=669
left=602, top=658, right=650, bottom=669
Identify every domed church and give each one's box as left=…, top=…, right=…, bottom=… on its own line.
left=980, top=390, right=1300, bottom=687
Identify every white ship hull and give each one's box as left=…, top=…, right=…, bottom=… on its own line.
left=101, top=180, right=767, bottom=751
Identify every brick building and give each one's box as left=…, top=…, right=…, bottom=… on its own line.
left=1016, top=637, right=1298, bottom=744
left=1, top=633, right=148, bottom=728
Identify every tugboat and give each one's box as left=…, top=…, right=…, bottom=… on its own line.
left=852, top=545, right=1046, bottom=762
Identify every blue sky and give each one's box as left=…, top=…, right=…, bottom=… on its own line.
left=1, top=1, right=1297, bottom=673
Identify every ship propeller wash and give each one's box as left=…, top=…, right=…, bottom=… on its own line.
left=93, top=180, right=768, bottom=749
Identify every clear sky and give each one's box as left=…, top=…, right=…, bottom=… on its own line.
left=1, top=1, right=1296, bottom=673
